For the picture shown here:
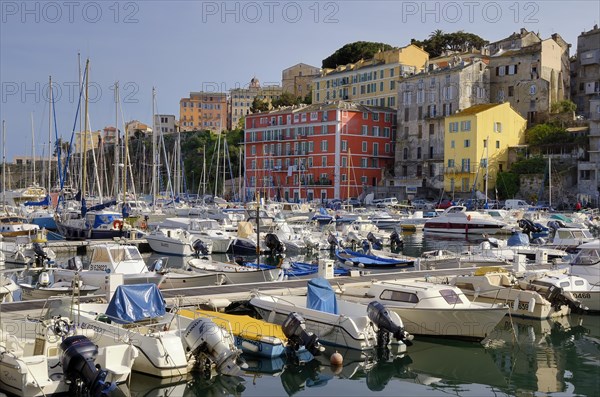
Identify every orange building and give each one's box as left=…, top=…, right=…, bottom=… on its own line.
left=244, top=101, right=396, bottom=202
left=179, top=92, right=228, bottom=132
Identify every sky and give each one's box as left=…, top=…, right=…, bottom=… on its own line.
left=1, top=0, right=599, bottom=161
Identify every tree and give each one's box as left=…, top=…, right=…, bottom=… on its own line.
left=302, top=90, right=313, bottom=105
left=322, top=41, right=394, bottom=69
left=551, top=100, right=577, bottom=114
left=411, top=30, right=488, bottom=57
left=272, top=92, right=301, bottom=108
left=525, top=123, right=572, bottom=145
left=250, top=97, right=269, bottom=113
left=496, top=172, right=520, bottom=199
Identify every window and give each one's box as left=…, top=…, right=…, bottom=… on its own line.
left=418, top=106, right=423, bottom=120
left=464, top=139, right=470, bottom=148
left=383, top=127, right=390, bottom=137
left=362, top=141, right=367, bottom=152
left=449, top=122, right=459, bottom=132
left=403, top=148, right=408, bottom=160
left=308, top=141, right=314, bottom=152
left=440, top=289, right=463, bottom=304
left=402, top=166, right=408, bottom=176
left=310, top=112, right=318, bottom=121
left=385, top=143, right=390, bottom=153
left=373, top=143, right=379, bottom=156
left=483, top=139, right=487, bottom=148
left=251, top=145, right=256, bottom=155
left=390, top=80, right=395, bottom=90
left=321, top=140, right=328, bottom=151
left=494, top=122, right=502, bottom=133
left=460, top=120, right=471, bottom=131
left=361, top=158, right=368, bottom=167
left=379, top=289, right=419, bottom=303
left=373, top=113, right=379, bottom=121
left=341, top=157, right=347, bottom=167
left=416, top=165, right=422, bottom=177
left=417, top=147, right=421, bottom=159
left=461, top=158, right=470, bottom=172
left=450, top=140, right=455, bottom=149
left=362, top=112, right=368, bottom=120
left=404, top=108, right=409, bottom=122
left=448, top=159, right=455, bottom=168
left=341, top=140, right=347, bottom=151
left=362, top=125, right=368, bottom=135
left=508, top=86, right=514, bottom=97
left=496, top=140, right=500, bottom=149
left=322, top=156, right=327, bottom=167
left=372, top=126, right=380, bottom=137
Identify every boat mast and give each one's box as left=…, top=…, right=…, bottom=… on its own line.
left=484, top=136, right=489, bottom=206
left=122, top=87, right=129, bottom=210
left=48, top=76, right=52, bottom=192
left=2, top=120, right=6, bottom=208
left=151, top=87, right=157, bottom=207
left=549, top=156, right=552, bottom=207
left=214, top=132, right=221, bottom=197
left=114, top=82, right=120, bottom=198
left=30, top=112, right=36, bottom=186
left=81, top=59, right=90, bottom=207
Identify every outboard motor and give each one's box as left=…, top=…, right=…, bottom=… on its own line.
left=367, top=301, right=413, bottom=347
left=32, top=242, right=48, bottom=267
left=149, top=258, right=165, bottom=273
left=361, top=239, right=371, bottom=254
left=367, top=232, right=383, bottom=250
left=390, top=230, right=403, bottom=251
left=545, top=285, right=586, bottom=312
left=66, top=256, right=83, bottom=272
left=60, top=335, right=116, bottom=396
left=264, top=233, right=285, bottom=255
left=38, top=272, right=51, bottom=287
left=182, top=317, right=244, bottom=377
left=547, top=221, right=561, bottom=240
left=193, top=239, right=210, bottom=257
left=281, top=312, right=324, bottom=357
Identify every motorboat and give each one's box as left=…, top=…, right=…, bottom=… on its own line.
left=517, top=269, right=600, bottom=312
left=250, top=278, right=413, bottom=352
left=0, top=314, right=138, bottom=396
left=335, top=248, right=414, bottom=269
left=0, top=215, right=39, bottom=237
left=187, top=257, right=282, bottom=284
left=145, top=227, right=212, bottom=256
left=0, top=230, right=56, bottom=266
left=423, top=206, right=506, bottom=236
left=158, top=217, right=234, bottom=253
left=568, top=240, right=600, bottom=284
left=55, top=208, right=127, bottom=240
left=49, top=284, right=244, bottom=378
left=449, top=267, right=571, bottom=319
left=177, top=309, right=322, bottom=359
left=545, top=225, right=596, bottom=250
left=18, top=271, right=100, bottom=301
left=339, top=279, right=508, bottom=341
left=0, top=274, right=18, bottom=302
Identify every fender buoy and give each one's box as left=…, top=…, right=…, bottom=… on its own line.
left=113, top=220, right=123, bottom=229
left=467, top=215, right=472, bottom=221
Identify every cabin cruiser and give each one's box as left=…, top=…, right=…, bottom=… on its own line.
left=339, top=279, right=507, bottom=341
left=145, top=227, right=212, bottom=256
left=424, top=206, right=506, bottom=236
left=0, top=215, right=39, bottom=237
left=568, top=240, right=600, bottom=285
left=158, top=217, right=234, bottom=253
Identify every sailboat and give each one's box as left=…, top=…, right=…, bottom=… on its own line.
left=54, top=59, right=127, bottom=240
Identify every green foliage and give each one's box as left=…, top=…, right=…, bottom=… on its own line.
left=411, top=30, right=488, bottom=57
left=525, top=123, right=573, bottom=145
left=496, top=172, right=520, bottom=199
left=250, top=97, right=269, bottom=113
left=509, top=156, right=547, bottom=174
left=551, top=100, right=577, bottom=114
left=322, top=41, right=394, bottom=69
left=272, top=91, right=302, bottom=108
left=302, top=90, right=313, bottom=105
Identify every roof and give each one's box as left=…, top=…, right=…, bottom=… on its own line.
left=449, top=103, right=503, bottom=117
left=247, top=100, right=395, bottom=117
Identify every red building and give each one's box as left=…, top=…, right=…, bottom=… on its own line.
left=244, top=101, right=396, bottom=202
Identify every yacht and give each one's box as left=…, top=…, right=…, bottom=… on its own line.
left=424, top=206, right=507, bottom=236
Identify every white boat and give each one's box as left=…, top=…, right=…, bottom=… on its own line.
left=146, top=227, right=212, bottom=256
left=250, top=278, right=413, bottom=352
left=0, top=230, right=56, bottom=266
left=517, top=270, right=600, bottom=312
left=449, top=267, right=571, bottom=319
left=0, top=314, right=138, bottom=397
left=545, top=226, right=597, bottom=250
left=0, top=215, right=39, bottom=237
left=568, top=240, right=600, bottom=284
left=18, top=272, right=100, bottom=301
left=159, top=217, right=234, bottom=253
left=424, top=206, right=506, bottom=236
left=52, top=243, right=166, bottom=292
left=0, top=274, right=18, bottom=302
left=187, top=257, right=282, bottom=284
left=339, top=279, right=507, bottom=342
left=50, top=284, right=243, bottom=378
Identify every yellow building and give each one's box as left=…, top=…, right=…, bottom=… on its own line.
left=312, top=44, right=429, bottom=108
left=282, top=63, right=321, bottom=98
left=444, top=102, right=527, bottom=195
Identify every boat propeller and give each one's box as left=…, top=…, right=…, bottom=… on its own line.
left=367, top=301, right=413, bottom=347
left=60, top=335, right=116, bottom=396
left=281, top=312, right=324, bottom=356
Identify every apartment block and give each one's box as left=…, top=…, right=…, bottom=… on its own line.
left=444, top=103, right=527, bottom=196
left=487, top=28, right=570, bottom=125
left=180, top=92, right=227, bottom=132
left=312, top=44, right=429, bottom=107
left=154, top=114, right=178, bottom=135
left=244, top=101, right=396, bottom=202
left=282, top=63, right=321, bottom=98
left=395, top=55, right=490, bottom=195
left=572, top=25, right=600, bottom=116
left=229, top=77, right=283, bottom=130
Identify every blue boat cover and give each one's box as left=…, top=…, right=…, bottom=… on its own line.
left=105, top=284, right=166, bottom=324
left=24, top=195, right=51, bottom=207
left=507, top=232, right=530, bottom=247
left=306, top=278, right=338, bottom=315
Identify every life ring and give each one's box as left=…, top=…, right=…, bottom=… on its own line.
left=140, top=221, right=147, bottom=229
left=467, top=215, right=472, bottom=221
left=113, top=220, right=124, bottom=229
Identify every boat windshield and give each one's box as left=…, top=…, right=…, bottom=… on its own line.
left=439, top=289, right=463, bottom=305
